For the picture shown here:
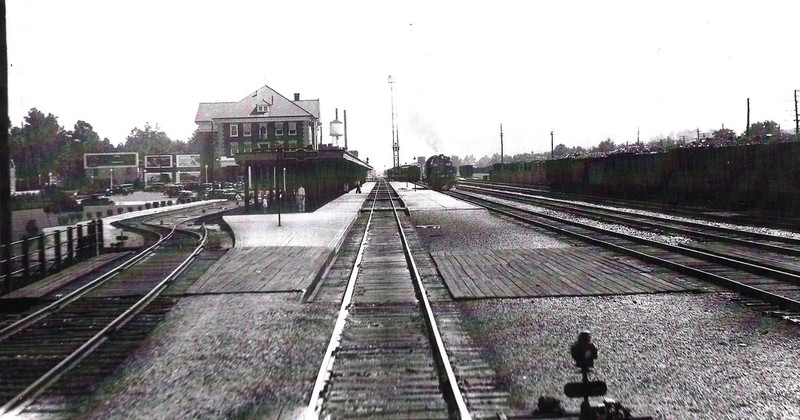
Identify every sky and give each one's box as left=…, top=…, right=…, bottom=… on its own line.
left=7, top=0, right=800, bottom=172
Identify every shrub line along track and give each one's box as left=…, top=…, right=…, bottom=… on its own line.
left=0, top=209, right=210, bottom=417
left=446, top=188, right=800, bottom=316
left=306, top=180, right=471, bottom=419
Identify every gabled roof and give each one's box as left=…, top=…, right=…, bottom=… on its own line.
left=195, top=85, right=320, bottom=123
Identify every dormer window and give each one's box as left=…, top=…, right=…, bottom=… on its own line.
left=256, top=104, right=269, bottom=113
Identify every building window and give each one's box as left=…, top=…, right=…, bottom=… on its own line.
left=243, top=124, right=252, bottom=137
left=243, top=147, right=252, bottom=153
left=256, top=104, right=269, bottom=113
left=258, top=142, right=268, bottom=149
left=275, top=124, right=284, bottom=136
left=230, top=124, right=238, bottom=137
left=288, top=122, right=297, bottom=136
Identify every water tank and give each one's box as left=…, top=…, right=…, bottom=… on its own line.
left=329, top=119, right=344, bottom=137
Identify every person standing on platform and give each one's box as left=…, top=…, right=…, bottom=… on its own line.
left=297, top=186, right=306, bottom=212
left=261, top=192, right=268, bottom=214
left=355, top=179, right=362, bottom=194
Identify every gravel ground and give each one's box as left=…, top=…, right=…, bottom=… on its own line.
left=411, top=208, right=568, bottom=252
left=458, top=295, right=800, bottom=419
left=69, top=294, right=336, bottom=419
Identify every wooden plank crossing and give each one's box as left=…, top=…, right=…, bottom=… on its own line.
left=431, top=248, right=694, bottom=299
left=0, top=252, right=132, bottom=300
left=187, top=246, right=331, bottom=294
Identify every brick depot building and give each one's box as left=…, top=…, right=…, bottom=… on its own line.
left=194, top=85, right=371, bottom=212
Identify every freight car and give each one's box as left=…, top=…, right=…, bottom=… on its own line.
left=424, top=154, right=457, bottom=191
left=489, top=141, right=800, bottom=216
left=458, top=164, right=474, bottom=178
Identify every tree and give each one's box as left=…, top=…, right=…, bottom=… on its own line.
left=743, top=120, right=782, bottom=144
left=553, top=143, right=570, bottom=158
left=710, top=128, right=736, bottom=146
left=119, top=123, right=175, bottom=158
left=9, top=108, right=68, bottom=190
left=594, top=138, right=616, bottom=154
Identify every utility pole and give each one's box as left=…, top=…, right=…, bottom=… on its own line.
left=344, top=110, right=348, bottom=150
left=746, top=98, right=751, bottom=138
left=500, top=124, right=504, bottom=166
left=795, top=89, right=799, bottom=141
left=696, top=127, right=700, bottom=142
left=637, top=127, right=640, bottom=144
left=550, top=130, right=554, bottom=158
left=1, top=1, right=11, bottom=294
left=389, top=76, right=399, bottom=171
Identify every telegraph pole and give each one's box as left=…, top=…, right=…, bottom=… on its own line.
left=1, top=1, right=11, bottom=293
left=500, top=124, right=504, bottom=166
left=389, top=76, right=399, bottom=171
left=794, top=89, right=799, bottom=141
left=746, top=98, right=751, bottom=137
left=637, top=127, right=640, bottom=144
left=550, top=130, right=554, bottom=158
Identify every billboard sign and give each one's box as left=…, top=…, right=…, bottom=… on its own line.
left=176, top=154, right=201, bottom=168
left=84, top=152, right=139, bottom=169
left=178, top=171, right=201, bottom=182
left=145, top=155, right=173, bottom=169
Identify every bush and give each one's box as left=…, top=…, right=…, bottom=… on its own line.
left=58, top=216, right=68, bottom=225
left=127, top=206, right=134, bottom=212
left=138, top=206, right=143, bottom=211
left=167, top=200, right=173, bottom=206
left=160, top=200, right=166, bottom=207
left=96, top=211, right=103, bottom=218
left=117, top=208, right=124, bottom=214
left=86, top=212, right=93, bottom=219
left=145, top=203, right=151, bottom=209
left=153, top=202, right=159, bottom=208
left=106, top=209, right=114, bottom=216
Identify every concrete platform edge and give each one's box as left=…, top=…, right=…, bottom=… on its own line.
left=301, top=208, right=362, bottom=302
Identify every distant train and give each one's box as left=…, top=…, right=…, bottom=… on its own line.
left=385, top=164, right=420, bottom=183
left=424, top=154, right=456, bottom=191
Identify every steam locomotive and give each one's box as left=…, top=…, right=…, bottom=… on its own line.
left=424, top=154, right=456, bottom=191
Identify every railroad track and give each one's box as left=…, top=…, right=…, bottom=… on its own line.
left=457, top=178, right=800, bottom=232
left=447, top=189, right=800, bottom=322
left=0, top=216, right=208, bottom=416
left=305, top=180, right=471, bottom=419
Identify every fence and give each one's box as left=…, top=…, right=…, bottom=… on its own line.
left=0, top=220, right=105, bottom=295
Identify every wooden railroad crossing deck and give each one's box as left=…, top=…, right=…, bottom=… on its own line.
left=431, top=247, right=697, bottom=299
left=186, top=247, right=331, bottom=294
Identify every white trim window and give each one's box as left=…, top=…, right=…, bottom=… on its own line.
left=275, top=123, right=284, bottom=136
left=288, top=122, right=297, bottom=136
left=256, top=104, right=269, bottom=113
left=243, top=123, right=252, bottom=137
left=230, top=124, right=239, bottom=137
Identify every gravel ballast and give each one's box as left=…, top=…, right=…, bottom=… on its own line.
left=458, top=294, right=800, bottom=419
left=70, top=294, right=336, bottom=419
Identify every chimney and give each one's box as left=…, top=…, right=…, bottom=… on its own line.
left=294, top=93, right=300, bottom=101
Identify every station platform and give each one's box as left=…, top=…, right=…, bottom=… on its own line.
left=186, top=182, right=377, bottom=295
left=389, top=182, right=481, bottom=211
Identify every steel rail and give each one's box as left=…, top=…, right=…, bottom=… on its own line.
left=0, top=225, right=176, bottom=342
left=304, top=182, right=379, bottom=419
left=449, top=190, right=800, bottom=312
left=458, top=183, right=800, bottom=248
left=0, top=224, right=208, bottom=417
left=389, top=182, right=472, bottom=419
left=454, top=188, right=800, bottom=286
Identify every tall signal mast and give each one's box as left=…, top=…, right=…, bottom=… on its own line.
left=389, top=75, right=399, bottom=170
